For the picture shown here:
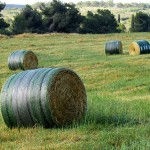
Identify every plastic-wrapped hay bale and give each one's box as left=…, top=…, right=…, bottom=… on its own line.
left=1, top=68, right=87, bottom=128
left=8, top=50, right=38, bottom=70
left=105, top=40, right=123, bottom=55
left=129, top=40, right=150, bottom=55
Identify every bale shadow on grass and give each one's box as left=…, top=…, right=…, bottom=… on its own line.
left=88, top=114, right=140, bottom=127
left=81, top=91, right=150, bottom=127
left=82, top=98, right=146, bottom=127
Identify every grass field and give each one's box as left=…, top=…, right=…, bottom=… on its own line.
left=1, top=32, right=150, bottom=149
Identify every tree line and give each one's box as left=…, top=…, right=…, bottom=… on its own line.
left=0, top=0, right=150, bottom=35
left=77, top=1, right=150, bottom=9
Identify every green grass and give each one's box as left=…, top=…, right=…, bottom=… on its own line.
left=1, top=32, right=150, bottom=149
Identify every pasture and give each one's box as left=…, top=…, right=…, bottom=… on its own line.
left=1, top=32, right=150, bottom=149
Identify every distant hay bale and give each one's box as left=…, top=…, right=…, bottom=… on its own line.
left=8, top=50, right=38, bottom=70
left=1, top=68, right=87, bottom=128
left=105, top=40, right=123, bottom=55
left=129, top=40, right=150, bottom=55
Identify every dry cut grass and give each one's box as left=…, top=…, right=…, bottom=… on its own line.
left=0, top=32, right=150, bottom=149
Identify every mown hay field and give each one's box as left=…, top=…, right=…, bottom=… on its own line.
left=1, top=33, right=150, bottom=149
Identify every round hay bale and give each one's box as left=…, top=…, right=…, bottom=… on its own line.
left=1, top=68, right=87, bottom=128
left=105, top=40, right=123, bottom=55
left=129, top=40, right=150, bottom=55
left=8, top=50, right=38, bottom=70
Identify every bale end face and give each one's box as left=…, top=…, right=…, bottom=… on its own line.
left=1, top=68, right=87, bottom=128
left=23, top=51, right=38, bottom=70
left=49, top=69, right=87, bottom=126
left=129, top=42, right=140, bottom=55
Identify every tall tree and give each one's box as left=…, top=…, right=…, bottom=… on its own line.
left=118, top=14, right=120, bottom=23
left=80, top=9, right=119, bottom=34
left=40, top=0, right=83, bottom=33
left=0, top=2, right=9, bottom=29
left=134, top=12, right=150, bottom=32
left=12, top=5, right=43, bottom=34
left=130, top=14, right=134, bottom=32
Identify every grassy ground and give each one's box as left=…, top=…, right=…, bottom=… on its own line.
left=1, top=33, right=150, bottom=149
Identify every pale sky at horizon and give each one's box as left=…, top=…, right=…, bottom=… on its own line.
left=0, top=0, right=150, bottom=5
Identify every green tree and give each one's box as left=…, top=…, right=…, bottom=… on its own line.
left=90, top=1, right=100, bottom=7
left=118, top=14, right=120, bottom=23
left=40, top=0, right=83, bottom=33
left=116, top=2, right=124, bottom=8
left=76, top=2, right=84, bottom=7
left=12, top=5, right=43, bottom=34
left=118, top=23, right=126, bottom=33
left=80, top=9, right=119, bottom=34
left=32, top=2, right=43, bottom=9
left=134, top=12, right=150, bottom=32
left=130, top=14, right=134, bottom=32
left=107, top=0, right=114, bottom=7
left=99, top=1, right=106, bottom=7
left=0, top=2, right=9, bottom=29
left=84, top=1, right=91, bottom=7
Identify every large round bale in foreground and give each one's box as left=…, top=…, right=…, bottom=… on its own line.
left=8, top=50, right=38, bottom=70
left=129, top=40, right=150, bottom=55
left=105, top=40, right=123, bottom=55
left=1, top=68, right=87, bottom=128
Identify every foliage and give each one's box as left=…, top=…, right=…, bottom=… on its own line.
left=40, top=0, right=83, bottom=33
left=0, top=29, right=11, bottom=35
left=77, top=1, right=150, bottom=9
left=133, top=12, right=150, bottom=32
left=32, top=2, right=43, bottom=9
left=118, top=14, right=120, bottom=23
left=117, top=23, right=126, bottom=33
left=1, top=1, right=150, bottom=34
left=11, top=5, right=43, bottom=34
left=129, top=14, right=135, bottom=32
left=80, top=9, right=119, bottom=34
left=0, top=2, right=9, bottom=29
left=77, top=0, right=115, bottom=7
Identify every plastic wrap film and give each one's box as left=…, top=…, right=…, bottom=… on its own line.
left=129, top=40, right=150, bottom=55
left=105, top=40, right=123, bottom=55
left=8, top=50, right=38, bottom=70
left=1, top=68, right=87, bottom=128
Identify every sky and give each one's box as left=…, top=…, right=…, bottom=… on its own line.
left=0, top=0, right=150, bottom=5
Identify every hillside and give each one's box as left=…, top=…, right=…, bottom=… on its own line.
left=1, top=4, right=24, bottom=21
left=5, top=4, right=25, bottom=9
